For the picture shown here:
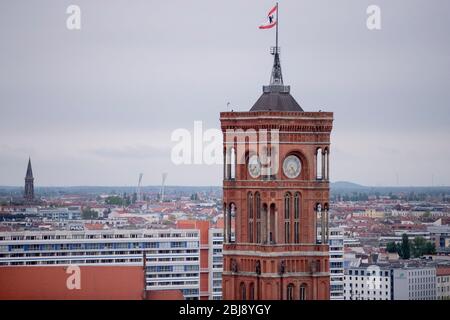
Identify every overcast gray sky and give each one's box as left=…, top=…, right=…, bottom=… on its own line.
left=0, top=0, right=449, bottom=187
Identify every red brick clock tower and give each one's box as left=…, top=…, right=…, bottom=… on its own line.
left=221, top=45, right=333, bottom=300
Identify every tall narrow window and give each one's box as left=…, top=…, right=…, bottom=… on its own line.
left=248, top=192, right=253, bottom=243
left=255, top=193, right=261, bottom=243
left=226, top=147, right=232, bottom=180
left=316, top=203, right=323, bottom=244
left=287, top=284, right=294, bottom=300
left=299, top=284, right=307, bottom=300
left=223, top=148, right=227, bottom=180
left=324, top=203, right=329, bottom=244
left=269, top=204, right=276, bottom=244
left=240, top=282, right=246, bottom=300
left=284, top=193, right=291, bottom=243
left=230, top=147, right=236, bottom=179
left=223, top=202, right=227, bottom=243
left=228, top=204, right=233, bottom=243
left=249, top=283, right=255, bottom=300
left=316, top=148, right=323, bottom=180
left=229, top=203, right=236, bottom=243
left=294, top=193, right=301, bottom=243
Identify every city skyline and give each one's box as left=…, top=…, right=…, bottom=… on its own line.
left=1, top=0, right=450, bottom=187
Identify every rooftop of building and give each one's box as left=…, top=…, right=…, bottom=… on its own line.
left=250, top=89, right=303, bottom=112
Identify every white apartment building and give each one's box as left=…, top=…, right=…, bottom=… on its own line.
left=437, top=267, right=450, bottom=300
left=24, top=207, right=82, bottom=220
left=329, top=227, right=344, bottom=300
left=344, top=263, right=437, bottom=300
left=392, top=265, right=436, bottom=300
left=208, top=228, right=223, bottom=300
left=0, top=229, right=201, bottom=299
left=344, top=265, right=392, bottom=300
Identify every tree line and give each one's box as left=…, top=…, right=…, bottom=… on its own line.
left=386, top=234, right=436, bottom=259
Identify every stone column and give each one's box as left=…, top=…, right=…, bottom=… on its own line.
left=321, top=150, right=326, bottom=181
left=223, top=148, right=227, bottom=180
left=321, top=205, right=325, bottom=244
left=224, top=204, right=227, bottom=243
left=226, top=147, right=231, bottom=180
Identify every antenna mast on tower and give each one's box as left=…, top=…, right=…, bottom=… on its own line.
left=137, top=173, right=144, bottom=202
left=160, top=173, right=168, bottom=203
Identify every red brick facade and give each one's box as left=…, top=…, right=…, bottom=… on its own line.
left=221, top=111, right=333, bottom=300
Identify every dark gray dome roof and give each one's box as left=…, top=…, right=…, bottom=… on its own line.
left=250, top=90, right=303, bottom=112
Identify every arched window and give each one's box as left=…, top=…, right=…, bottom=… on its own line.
left=284, top=193, right=291, bottom=243
left=316, top=203, right=323, bottom=244
left=249, top=282, right=255, bottom=300
left=226, top=147, right=232, bottom=180
left=268, top=146, right=277, bottom=179
left=284, top=193, right=291, bottom=220
left=324, top=148, right=329, bottom=180
left=255, top=193, right=261, bottom=243
left=223, top=148, right=227, bottom=180
left=324, top=203, right=329, bottom=244
left=269, top=204, right=276, bottom=244
left=230, top=147, right=236, bottom=179
left=299, top=284, right=307, bottom=300
left=228, top=203, right=236, bottom=243
left=262, top=203, right=269, bottom=244
left=248, top=192, right=253, bottom=243
left=240, top=282, right=246, bottom=300
left=294, top=193, right=301, bottom=243
left=287, top=283, right=295, bottom=300
left=316, top=148, right=323, bottom=180
left=223, top=202, right=227, bottom=243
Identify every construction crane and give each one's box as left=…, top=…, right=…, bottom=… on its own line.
left=137, top=173, right=144, bottom=202
left=160, top=173, right=168, bottom=203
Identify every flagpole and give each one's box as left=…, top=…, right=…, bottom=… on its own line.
left=276, top=2, right=279, bottom=52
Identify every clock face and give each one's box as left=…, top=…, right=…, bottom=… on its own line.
left=283, top=155, right=302, bottom=179
left=248, top=155, right=261, bottom=178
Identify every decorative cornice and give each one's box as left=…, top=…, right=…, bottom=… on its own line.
left=223, top=271, right=330, bottom=278
left=223, top=250, right=330, bottom=257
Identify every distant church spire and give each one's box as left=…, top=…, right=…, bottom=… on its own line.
left=24, top=157, right=34, bottom=201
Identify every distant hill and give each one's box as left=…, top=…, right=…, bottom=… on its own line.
left=331, top=181, right=366, bottom=189
left=330, top=181, right=450, bottom=195
left=1, top=182, right=449, bottom=198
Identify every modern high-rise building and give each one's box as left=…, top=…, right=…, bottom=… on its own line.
left=24, top=158, right=34, bottom=202
left=176, top=220, right=224, bottom=300
left=329, top=227, right=345, bottom=300
left=220, top=44, right=333, bottom=299
left=0, top=229, right=201, bottom=299
left=208, top=227, right=224, bottom=300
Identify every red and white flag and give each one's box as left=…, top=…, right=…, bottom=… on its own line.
left=259, top=4, right=277, bottom=29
